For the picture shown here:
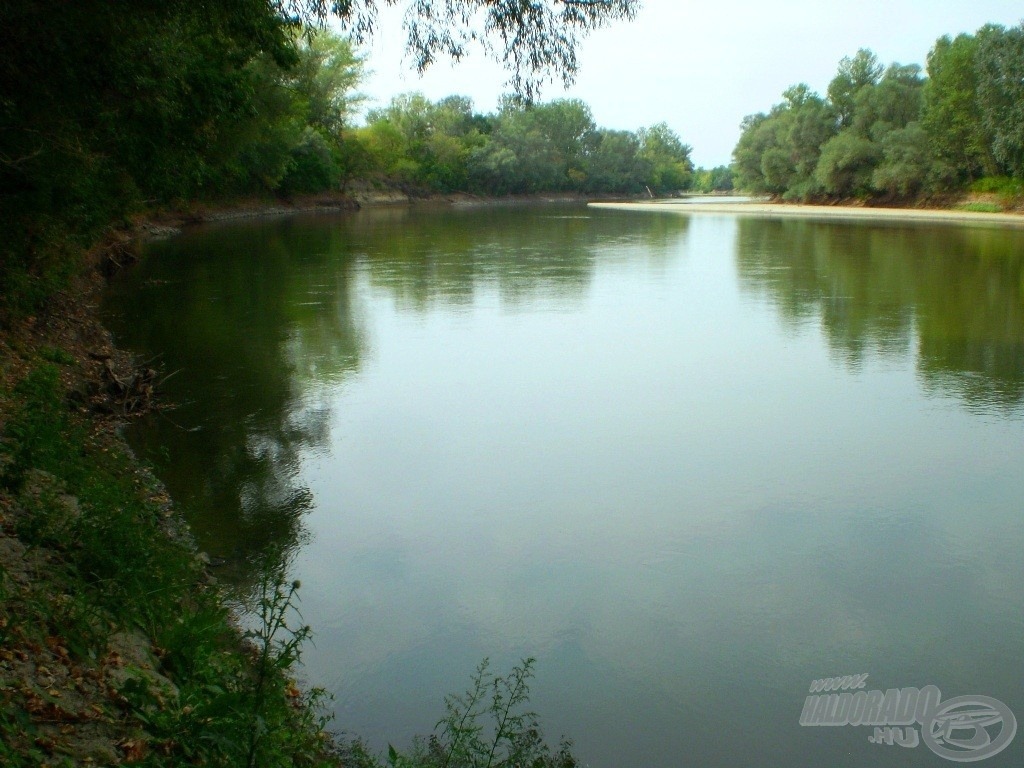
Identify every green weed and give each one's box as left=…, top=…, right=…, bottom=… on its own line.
left=958, top=201, right=1003, bottom=213
left=39, top=346, right=77, bottom=366
left=2, top=366, right=334, bottom=765
left=243, top=564, right=331, bottom=768
left=357, top=658, right=576, bottom=768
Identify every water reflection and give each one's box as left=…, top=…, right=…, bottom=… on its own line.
left=105, top=219, right=367, bottom=583
left=102, top=207, right=1024, bottom=768
left=735, top=218, right=1024, bottom=413
left=104, top=206, right=691, bottom=584
left=346, top=205, right=687, bottom=311
left=104, top=207, right=1024, bottom=588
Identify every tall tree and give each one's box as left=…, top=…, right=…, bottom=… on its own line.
left=814, top=131, right=881, bottom=197
left=0, top=0, right=299, bottom=312
left=827, top=48, right=883, bottom=127
left=636, top=123, right=693, bottom=193
left=585, top=129, right=645, bottom=193
left=731, top=85, right=835, bottom=199
left=975, top=23, right=1024, bottom=178
left=733, top=113, right=777, bottom=193
left=288, top=30, right=366, bottom=135
left=527, top=99, right=598, bottom=184
left=922, top=33, right=995, bottom=181
left=871, top=122, right=933, bottom=197
left=782, top=85, right=837, bottom=198
left=852, top=63, right=925, bottom=140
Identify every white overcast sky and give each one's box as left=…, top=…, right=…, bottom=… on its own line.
left=344, top=1, right=1023, bottom=167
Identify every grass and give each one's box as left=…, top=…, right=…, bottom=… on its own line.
left=957, top=201, right=1004, bottom=213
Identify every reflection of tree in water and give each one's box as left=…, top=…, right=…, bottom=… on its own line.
left=735, top=218, right=1024, bottom=412
left=346, top=205, right=688, bottom=311
left=105, top=206, right=690, bottom=590
left=105, top=219, right=366, bottom=591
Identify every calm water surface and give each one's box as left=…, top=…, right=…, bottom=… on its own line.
left=104, top=205, right=1024, bottom=768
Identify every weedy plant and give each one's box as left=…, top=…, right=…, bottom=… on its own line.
left=242, top=563, right=331, bottom=768
left=364, top=658, right=576, bottom=768
left=970, top=176, right=1024, bottom=208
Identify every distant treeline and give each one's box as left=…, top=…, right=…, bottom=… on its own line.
left=733, top=24, right=1024, bottom=202
left=349, top=93, right=709, bottom=197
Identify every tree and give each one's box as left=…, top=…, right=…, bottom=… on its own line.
left=783, top=87, right=836, bottom=198
left=922, top=33, right=995, bottom=182
left=871, top=122, right=933, bottom=197
left=852, top=63, right=924, bottom=140
left=487, top=102, right=564, bottom=192
left=733, top=113, right=777, bottom=193
left=527, top=99, right=598, bottom=185
left=357, top=116, right=420, bottom=184
left=288, top=30, right=366, bottom=135
left=814, top=131, right=882, bottom=197
left=0, top=0, right=300, bottom=312
left=585, top=129, right=645, bottom=193
left=975, top=23, right=1024, bottom=178
left=731, top=85, right=835, bottom=199
left=827, top=48, right=883, bottom=127
left=693, top=165, right=734, bottom=193
left=290, top=0, right=639, bottom=100
left=636, top=122, right=693, bottom=193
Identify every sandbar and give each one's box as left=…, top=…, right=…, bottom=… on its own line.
left=588, top=200, right=1024, bottom=228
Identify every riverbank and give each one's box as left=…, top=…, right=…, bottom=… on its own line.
left=0, top=260, right=348, bottom=764
left=588, top=200, right=1024, bottom=228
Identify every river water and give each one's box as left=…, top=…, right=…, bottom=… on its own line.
left=104, top=204, right=1024, bottom=767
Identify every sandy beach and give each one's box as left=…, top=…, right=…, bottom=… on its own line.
left=588, top=200, right=1024, bottom=228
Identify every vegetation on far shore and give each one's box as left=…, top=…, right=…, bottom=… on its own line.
left=733, top=25, right=1024, bottom=207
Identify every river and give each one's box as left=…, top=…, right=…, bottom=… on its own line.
left=103, top=203, right=1024, bottom=767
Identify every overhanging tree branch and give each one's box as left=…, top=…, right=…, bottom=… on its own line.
left=277, top=0, right=640, bottom=99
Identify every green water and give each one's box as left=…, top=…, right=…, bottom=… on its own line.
left=104, top=204, right=1024, bottom=767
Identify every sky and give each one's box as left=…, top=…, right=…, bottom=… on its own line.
left=342, top=1, right=1023, bottom=168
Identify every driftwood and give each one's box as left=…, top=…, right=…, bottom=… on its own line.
left=98, top=235, right=140, bottom=277
left=101, top=358, right=157, bottom=415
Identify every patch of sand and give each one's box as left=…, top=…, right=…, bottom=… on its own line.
left=588, top=201, right=1024, bottom=228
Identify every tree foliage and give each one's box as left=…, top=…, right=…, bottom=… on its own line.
left=1, top=0, right=300, bottom=313
left=827, top=49, right=883, bottom=128
left=731, top=87, right=836, bottom=198
left=922, top=34, right=993, bottom=182
left=637, top=123, right=695, bottom=193
left=285, top=0, right=639, bottom=101
left=733, top=23, right=1024, bottom=202
left=975, top=24, right=1024, bottom=178
left=359, top=92, right=692, bottom=196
